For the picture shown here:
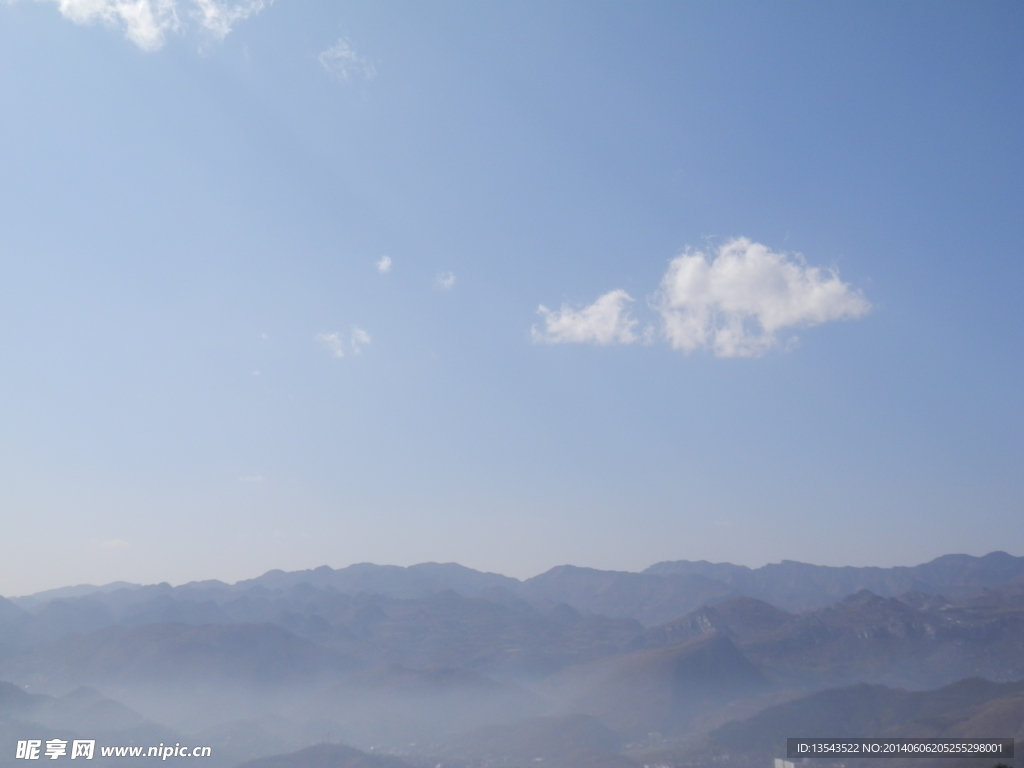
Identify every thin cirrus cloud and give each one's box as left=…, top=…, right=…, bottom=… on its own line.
left=27, top=0, right=268, bottom=51
left=350, top=327, right=371, bottom=354
left=316, top=332, right=346, bottom=358
left=318, top=38, right=376, bottom=82
left=375, top=256, right=392, bottom=274
left=316, top=328, right=372, bottom=358
left=533, top=238, right=871, bottom=358
left=435, top=271, right=456, bottom=290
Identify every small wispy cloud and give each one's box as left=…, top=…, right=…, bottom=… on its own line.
left=318, top=38, right=375, bottom=82
left=376, top=255, right=392, bottom=274
left=317, top=331, right=346, bottom=358
left=532, top=289, right=641, bottom=345
left=239, top=474, right=265, bottom=483
left=190, top=0, right=264, bottom=40
left=28, top=0, right=267, bottom=51
left=534, top=238, right=870, bottom=357
left=317, top=328, right=372, bottom=358
left=435, top=271, right=456, bottom=291
left=350, top=327, right=371, bottom=354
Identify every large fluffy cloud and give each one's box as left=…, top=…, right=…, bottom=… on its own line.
left=654, top=238, right=871, bottom=357
left=533, top=239, right=870, bottom=356
left=532, top=289, right=641, bottom=345
left=35, top=0, right=266, bottom=51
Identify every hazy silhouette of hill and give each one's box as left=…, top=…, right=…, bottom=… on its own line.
left=517, top=565, right=740, bottom=625
left=956, top=576, right=1024, bottom=612
left=440, top=713, right=623, bottom=766
left=633, top=590, right=1024, bottom=689
left=241, top=562, right=519, bottom=599
left=194, top=715, right=348, bottom=766
left=1, top=622, right=358, bottom=691
left=307, top=663, right=543, bottom=745
left=11, top=583, right=140, bottom=612
left=6, top=588, right=643, bottom=681
left=235, top=743, right=412, bottom=768
left=632, top=596, right=792, bottom=650
left=0, top=598, right=34, bottom=658
left=308, top=590, right=642, bottom=677
left=518, top=552, right=1024, bottom=623
left=665, top=677, right=1024, bottom=768
left=543, top=632, right=768, bottom=737
left=0, top=681, right=186, bottom=768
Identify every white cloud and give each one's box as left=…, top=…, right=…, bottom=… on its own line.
left=654, top=238, right=871, bottom=357
left=435, top=271, right=456, bottom=291
left=532, top=289, right=641, bottom=346
left=189, top=0, right=264, bottom=41
left=317, top=331, right=345, bottom=358
left=32, top=0, right=266, bottom=51
left=376, top=255, right=392, bottom=274
left=318, top=38, right=375, bottom=82
left=46, top=0, right=179, bottom=50
left=317, top=328, right=371, bottom=358
left=533, top=238, right=870, bottom=356
left=350, top=326, right=371, bottom=354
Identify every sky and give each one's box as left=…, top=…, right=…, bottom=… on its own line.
left=0, top=0, right=1022, bottom=596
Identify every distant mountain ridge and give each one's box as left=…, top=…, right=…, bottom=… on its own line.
left=644, top=551, right=1024, bottom=610
left=238, top=562, right=520, bottom=598
left=8, top=551, right=1022, bottom=627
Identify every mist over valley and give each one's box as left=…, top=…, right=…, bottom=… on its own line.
left=1, top=554, right=1022, bottom=768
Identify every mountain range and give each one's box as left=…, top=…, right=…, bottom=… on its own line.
left=1, top=552, right=1022, bottom=768
left=10, top=551, right=1024, bottom=625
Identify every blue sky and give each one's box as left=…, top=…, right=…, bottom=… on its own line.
left=0, top=1, right=1021, bottom=595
